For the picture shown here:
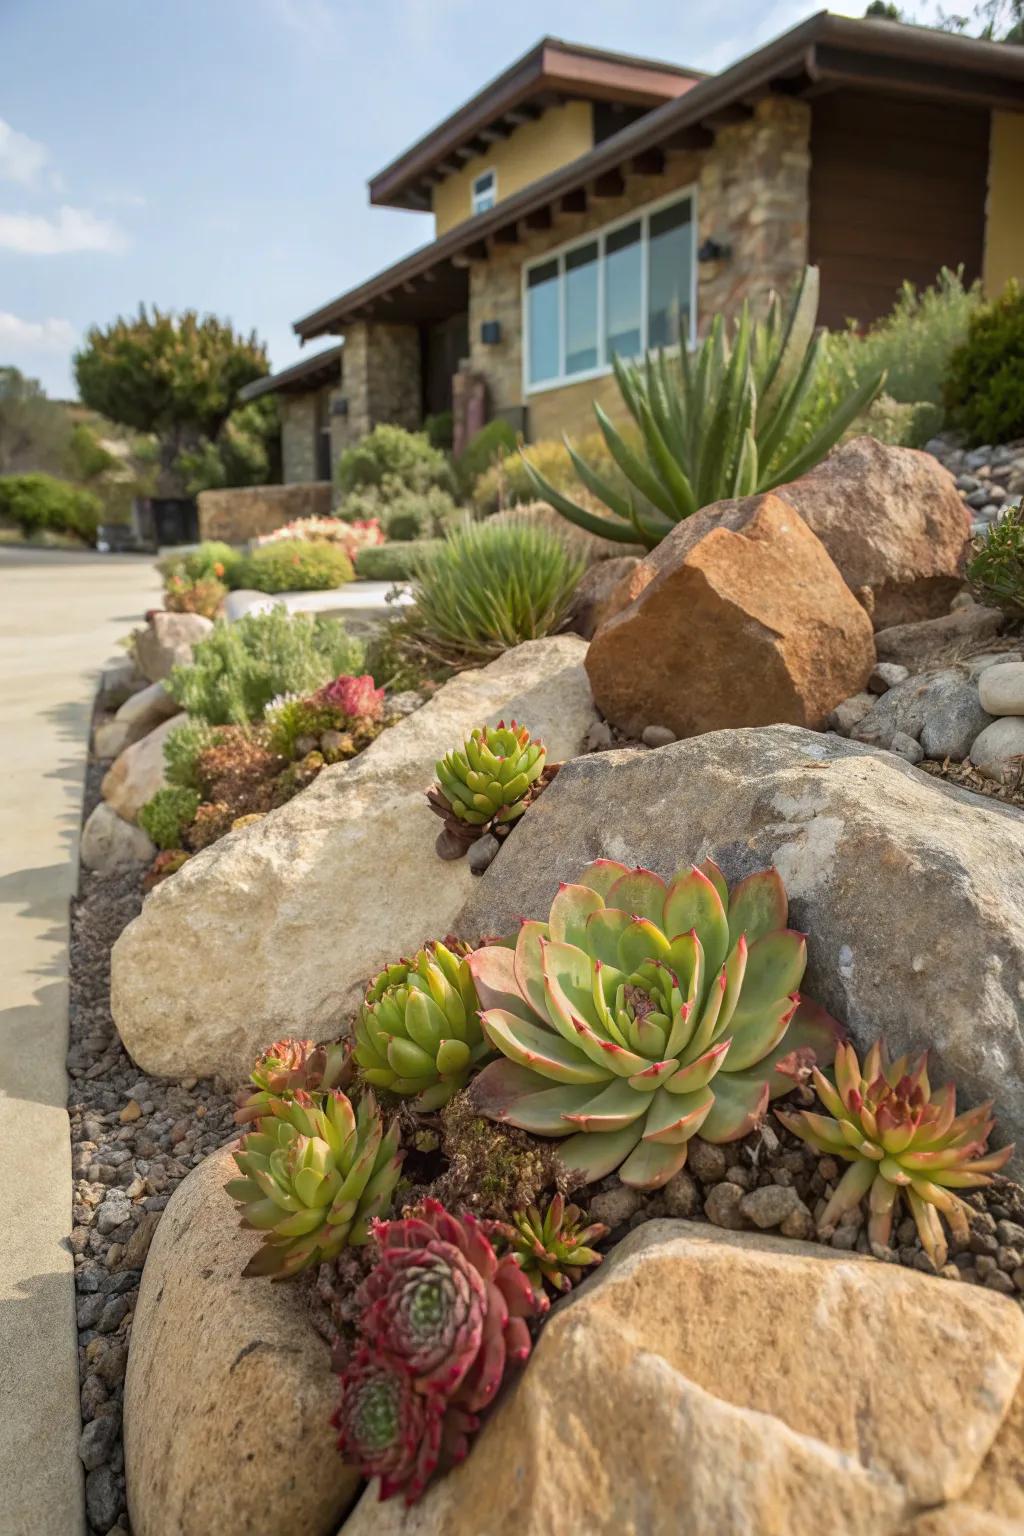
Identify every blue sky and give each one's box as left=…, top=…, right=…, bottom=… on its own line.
left=0, top=0, right=939, bottom=399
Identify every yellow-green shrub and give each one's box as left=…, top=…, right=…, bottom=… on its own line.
left=472, top=432, right=624, bottom=517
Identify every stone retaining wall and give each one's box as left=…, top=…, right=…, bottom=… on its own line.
left=197, top=482, right=332, bottom=543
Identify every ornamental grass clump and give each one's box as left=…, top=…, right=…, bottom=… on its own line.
left=427, top=721, right=549, bottom=858
left=353, top=941, right=491, bottom=1110
left=467, top=857, right=841, bottom=1188
left=226, top=1084, right=402, bottom=1278
left=399, top=518, right=585, bottom=668
left=334, top=1198, right=547, bottom=1503
left=776, top=1040, right=1013, bottom=1269
left=494, top=1192, right=607, bottom=1296
left=523, top=265, right=884, bottom=548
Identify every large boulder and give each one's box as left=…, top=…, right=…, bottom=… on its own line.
left=454, top=725, right=1024, bottom=1171
left=100, top=714, right=180, bottom=823
left=133, top=611, right=213, bottom=684
left=339, top=1221, right=1024, bottom=1536
left=775, top=435, right=970, bottom=628
left=111, top=638, right=597, bottom=1082
left=124, top=1147, right=357, bottom=1536
left=586, top=494, right=874, bottom=740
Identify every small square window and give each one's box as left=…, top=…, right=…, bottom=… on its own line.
left=471, top=169, right=496, bottom=216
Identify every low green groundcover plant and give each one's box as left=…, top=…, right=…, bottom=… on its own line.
left=160, top=540, right=245, bottom=587
left=355, top=540, right=444, bottom=582
left=138, top=786, right=201, bottom=850
left=398, top=518, right=584, bottom=667
left=0, top=473, right=102, bottom=543
left=236, top=538, right=353, bottom=593
left=944, top=279, right=1024, bottom=446
left=524, top=266, right=883, bottom=549
left=968, top=500, right=1024, bottom=617
left=167, top=607, right=363, bottom=725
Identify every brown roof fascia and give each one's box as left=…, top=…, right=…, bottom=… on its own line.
left=294, top=11, right=1024, bottom=340
left=237, top=344, right=342, bottom=402
left=369, top=37, right=701, bottom=211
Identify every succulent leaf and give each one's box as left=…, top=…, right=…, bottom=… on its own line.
left=469, top=858, right=841, bottom=1188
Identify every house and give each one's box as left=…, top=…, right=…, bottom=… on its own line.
left=246, top=11, right=1024, bottom=484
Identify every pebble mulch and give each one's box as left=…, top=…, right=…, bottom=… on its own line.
left=69, top=767, right=236, bottom=1534
left=925, top=433, right=1024, bottom=534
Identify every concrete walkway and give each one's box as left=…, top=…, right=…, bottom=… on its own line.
left=0, top=548, right=160, bottom=1536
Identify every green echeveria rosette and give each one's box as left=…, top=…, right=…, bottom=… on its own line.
left=435, top=722, right=546, bottom=827
left=225, top=1087, right=402, bottom=1278
left=496, top=1192, right=608, bottom=1296
left=467, top=857, right=843, bottom=1190
left=353, top=941, right=492, bottom=1110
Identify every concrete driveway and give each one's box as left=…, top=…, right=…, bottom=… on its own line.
left=0, top=548, right=160, bottom=1536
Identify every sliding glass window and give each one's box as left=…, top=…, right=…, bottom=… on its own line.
left=523, top=193, right=695, bottom=393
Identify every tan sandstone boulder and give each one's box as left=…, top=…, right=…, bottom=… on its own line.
left=111, top=637, right=597, bottom=1082
left=339, top=1221, right=1024, bottom=1536
left=775, top=436, right=971, bottom=628
left=454, top=725, right=1024, bottom=1174
left=133, top=610, right=213, bottom=684
left=100, top=714, right=180, bottom=822
left=124, top=1147, right=357, bottom=1536
left=585, top=493, right=874, bottom=740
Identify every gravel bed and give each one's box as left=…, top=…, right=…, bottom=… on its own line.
left=69, top=764, right=236, bottom=1534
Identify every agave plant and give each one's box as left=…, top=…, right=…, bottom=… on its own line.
left=495, top=1192, right=608, bottom=1296
left=235, top=1036, right=352, bottom=1125
left=225, top=1088, right=402, bottom=1277
left=522, top=266, right=885, bottom=549
left=428, top=721, right=548, bottom=858
left=353, top=942, right=491, bottom=1110
left=467, top=858, right=842, bottom=1189
left=332, top=1346, right=476, bottom=1505
left=776, top=1040, right=1014, bottom=1269
left=358, top=1198, right=547, bottom=1410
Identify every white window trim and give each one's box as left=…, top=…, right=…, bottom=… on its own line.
left=471, top=167, right=497, bottom=217
left=521, top=184, right=698, bottom=398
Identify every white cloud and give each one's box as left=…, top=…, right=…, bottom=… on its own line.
left=0, top=204, right=126, bottom=255
left=0, top=312, right=76, bottom=351
left=0, top=118, right=50, bottom=186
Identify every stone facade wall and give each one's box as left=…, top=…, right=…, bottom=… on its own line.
left=335, top=321, right=422, bottom=452
left=463, top=95, right=810, bottom=441
left=198, top=482, right=333, bottom=543
left=280, top=394, right=318, bottom=484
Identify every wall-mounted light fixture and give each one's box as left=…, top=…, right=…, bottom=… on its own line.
left=697, top=238, right=732, bottom=263
left=330, top=397, right=349, bottom=417
left=480, top=320, right=502, bottom=345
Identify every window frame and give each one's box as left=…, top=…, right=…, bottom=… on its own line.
left=471, top=168, right=497, bottom=217
left=520, top=185, right=698, bottom=397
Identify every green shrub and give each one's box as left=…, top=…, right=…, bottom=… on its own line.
left=526, top=267, right=883, bottom=549
left=164, top=719, right=225, bottom=789
left=399, top=518, right=585, bottom=667
left=967, top=501, right=1024, bottom=617
left=472, top=431, right=629, bottom=516
left=944, top=281, right=1024, bottom=446
left=182, top=541, right=245, bottom=585
left=833, top=267, right=982, bottom=407
left=138, top=786, right=201, bottom=850
left=336, top=424, right=454, bottom=498
left=0, top=473, right=102, bottom=542
left=854, top=395, right=945, bottom=450
left=384, top=486, right=462, bottom=542
left=455, top=419, right=518, bottom=496
left=354, top=540, right=444, bottom=582
left=167, top=608, right=364, bottom=725
left=237, top=539, right=354, bottom=593
left=163, top=574, right=228, bottom=618
left=423, top=411, right=453, bottom=451
left=67, top=423, right=116, bottom=480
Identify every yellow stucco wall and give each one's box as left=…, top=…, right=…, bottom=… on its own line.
left=433, top=101, right=594, bottom=237
left=984, top=111, right=1024, bottom=298
left=526, top=371, right=628, bottom=443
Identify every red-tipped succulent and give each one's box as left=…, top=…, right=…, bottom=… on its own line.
left=234, top=1036, right=352, bottom=1125
left=316, top=673, right=385, bottom=722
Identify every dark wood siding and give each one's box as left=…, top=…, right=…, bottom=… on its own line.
left=809, top=90, right=990, bottom=330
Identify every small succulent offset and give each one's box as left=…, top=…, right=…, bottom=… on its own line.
left=467, top=858, right=842, bottom=1189
left=776, top=1040, right=1014, bottom=1269
left=353, top=942, right=491, bottom=1110
left=226, top=1087, right=402, bottom=1278
left=427, top=721, right=549, bottom=859
left=333, top=1198, right=547, bottom=1503
left=494, top=1192, right=608, bottom=1296
left=234, top=1036, right=353, bottom=1126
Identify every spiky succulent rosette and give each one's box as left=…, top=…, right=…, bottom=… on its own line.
left=353, top=942, right=491, bottom=1110
left=332, top=1346, right=477, bottom=1505
left=467, top=858, right=842, bottom=1189
left=359, top=1198, right=548, bottom=1413
left=776, top=1040, right=1014, bottom=1268
left=235, top=1036, right=352, bottom=1126
left=428, top=721, right=548, bottom=858
left=495, top=1192, right=608, bottom=1295
left=226, top=1088, right=402, bottom=1278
